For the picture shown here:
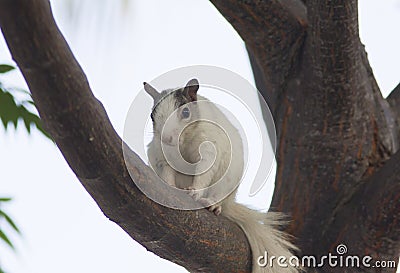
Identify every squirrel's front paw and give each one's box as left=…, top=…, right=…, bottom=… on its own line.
left=196, top=198, right=222, bottom=216
left=208, top=204, right=222, bottom=216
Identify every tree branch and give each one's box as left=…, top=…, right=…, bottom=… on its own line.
left=305, top=0, right=360, bottom=79
left=0, top=1, right=253, bottom=272
left=210, top=0, right=307, bottom=113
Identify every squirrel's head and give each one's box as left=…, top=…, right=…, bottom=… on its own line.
left=144, top=79, right=199, bottom=146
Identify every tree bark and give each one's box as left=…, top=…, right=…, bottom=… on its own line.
left=0, top=0, right=399, bottom=272
left=272, top=0, right=397, bottom=252
left=388, top=83, right=400, bottom=150
left=212, top=0, right=400, bottom=272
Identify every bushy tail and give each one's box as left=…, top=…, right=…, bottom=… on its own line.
left=221, top=196, right=300, bottom=273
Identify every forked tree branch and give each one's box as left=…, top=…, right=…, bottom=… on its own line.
left=0, top=1, right=253, bottom=272
left=267, top=0, right=399, bottom=263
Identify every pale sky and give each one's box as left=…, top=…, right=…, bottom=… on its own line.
left=0, top=1, right=399, bottom=272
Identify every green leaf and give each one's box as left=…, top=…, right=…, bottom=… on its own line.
left=0, top=88, right=52, bottom=140
left=0, top=64, right=15, bottom=74
left=0, top=65, right=52, bottom=139
left=0, top=89, right=19, bottom=129
left=0, top=198, right=12, bottom=202
left=0, top=229, right=14, bottom=250
left=0, top=210, right=21, bottom=234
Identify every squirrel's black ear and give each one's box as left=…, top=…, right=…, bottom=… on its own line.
left=183, top=78, right=199, bottom=102
left=143, top=82, right=160, bottom=100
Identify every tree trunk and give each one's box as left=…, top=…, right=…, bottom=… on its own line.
left=0, top=0, right=399, bottom=272
left=215, top=0, right=400, bottom=271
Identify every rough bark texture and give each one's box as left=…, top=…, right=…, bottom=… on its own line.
left=1, top=0, right=399, bottom=272
left=213, top=0, right=400, bottom=272
left=388, top=83, right=400, bottom=149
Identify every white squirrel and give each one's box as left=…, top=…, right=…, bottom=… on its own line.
left=144, top=79, right=299, bottom=273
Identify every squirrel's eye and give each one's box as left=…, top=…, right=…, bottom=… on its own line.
left=181, top=107, right=190, bottom=119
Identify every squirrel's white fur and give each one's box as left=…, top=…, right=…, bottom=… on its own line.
left=145, top=79, right=300, bottom=273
